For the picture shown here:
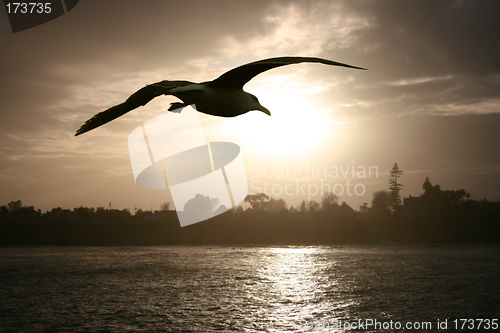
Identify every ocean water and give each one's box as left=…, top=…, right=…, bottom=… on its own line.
left=1, top=244, right=499, bottom=332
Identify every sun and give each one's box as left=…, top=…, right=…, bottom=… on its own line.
left=200, top=89, right=333, bottom=155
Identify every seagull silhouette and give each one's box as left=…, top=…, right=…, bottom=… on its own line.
left=75, top=56, right=365, bottom=136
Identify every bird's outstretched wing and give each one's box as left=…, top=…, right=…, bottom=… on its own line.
left=75, top=80, right=195, bottom=136
left=208, top=56, right=366, bottom=89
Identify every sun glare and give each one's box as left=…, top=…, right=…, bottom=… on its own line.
left=201, top=90, right=333, bottom=155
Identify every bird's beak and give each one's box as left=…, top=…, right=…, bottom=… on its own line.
left=259, top=105, right=271, bottom=116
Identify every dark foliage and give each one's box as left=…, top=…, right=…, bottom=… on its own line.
left=1, top=178, right=499, bottom=245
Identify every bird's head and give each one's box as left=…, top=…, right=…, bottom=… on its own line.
left=248, top=93, right=271, bottom=116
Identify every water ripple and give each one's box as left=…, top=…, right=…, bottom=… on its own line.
left=1, top=244, right=499, bottom=332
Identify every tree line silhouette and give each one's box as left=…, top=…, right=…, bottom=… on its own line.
left=1, top=168, right=499, bottom=245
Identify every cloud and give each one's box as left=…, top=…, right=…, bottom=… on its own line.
left=314, top=0, right=500, bottom=120
left=343, top=0, right=500, bottom=76
left=217, top=1, right=369, bottom=59
left=1, top=0, right=499, bottom=211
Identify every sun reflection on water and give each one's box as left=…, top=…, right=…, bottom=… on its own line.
left=251, top=247, right=357, bottom=331
left=264, top=247, right=321, bottom=295
left=3, top=246, right=494, bottom=332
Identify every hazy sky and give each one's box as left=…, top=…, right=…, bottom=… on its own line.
left=1, top=0, right=499, bottom=213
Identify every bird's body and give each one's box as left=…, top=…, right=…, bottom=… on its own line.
left=75, top=56, right=365, bottom=136
left=169, top=84, right=255, bottom=117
